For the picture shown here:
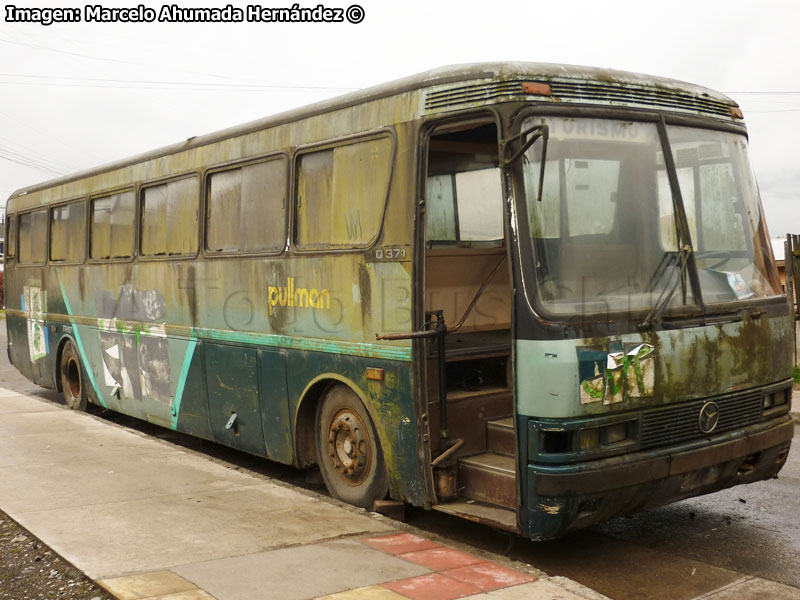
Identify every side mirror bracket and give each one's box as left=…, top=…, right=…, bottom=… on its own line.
left=501, top=124, right=549, bottom=202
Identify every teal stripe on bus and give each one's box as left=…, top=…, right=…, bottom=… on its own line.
left=170, top=339, right=197, bottom=431
left=9, top=310, right=413, bottom=363
left=56, top=269, right=107, bottom=409
left=193, top=327, right=412, bottom=361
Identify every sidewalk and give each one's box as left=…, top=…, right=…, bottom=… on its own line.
left=0, top=387, right=606, bottom=600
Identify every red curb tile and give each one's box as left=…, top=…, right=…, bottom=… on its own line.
left=398, top=547, right=485, bottom=571
left=382, top=573, right=482, bottom=600
left=441, top=562, right=536, bottom=592
left=362, top=533, right=441, bottom=555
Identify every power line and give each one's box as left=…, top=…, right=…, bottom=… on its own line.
left=0, top=73, right=356, bottom=92
left=0, top=36, right=179, bottom=71
left=0, top=109, right=106, bottom=162
left=0, top=135, right=80, bottom=172
left=0, top=143, right=73, bottom=174
left=725, top=91, right=800, bottom=95
left=0, top=147, right=69, bottom=175
left=0, top=148, right=67, bottom=177
left=0, top=81, right=346, bottom=93
left=0, top=156, right=62, bottom=177
left=0, top=36, right=353, bottom=88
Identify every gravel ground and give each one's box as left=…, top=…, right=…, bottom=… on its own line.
left=0, top=321, right=112, bottom=599
left=0, top=509, right=113, bottom=600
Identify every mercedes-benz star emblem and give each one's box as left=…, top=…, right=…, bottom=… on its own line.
left=698, top=401, right=720, bottom=434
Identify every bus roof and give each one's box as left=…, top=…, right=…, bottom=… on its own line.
left=9, top=61, right=739, bottom=200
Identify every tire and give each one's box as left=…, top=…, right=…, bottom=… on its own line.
left=315, top=385, right=388, bottom=509
left=60, top=341, right=87, bottom=411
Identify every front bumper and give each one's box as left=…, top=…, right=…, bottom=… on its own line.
left=524, top=415, right=794, bottom=540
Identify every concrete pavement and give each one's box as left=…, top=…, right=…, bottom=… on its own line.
left=792, top=390, right=800, bottom=424
left=0, top=386, right=607, bottom=600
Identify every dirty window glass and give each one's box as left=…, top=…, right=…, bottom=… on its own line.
left=528, top=157, right=619, bottom=238
left=426, top=175, right=457, bottom=241
left=207, top=158, right=287, bottom=253
left=523, top=117, right=684, bottom=315
left=426, top=169, right=503, bottom=242
left=660, top=164, right=747, bottom=253
left=142, top=177, right=199, bottom=256
left=664, top=126, right=780, bottom=302
left=657, top=166, right=700, bottom=253
left=565, top=160, right=619, bottom=236
left=296, top=137, right=392, bottom=248
left=6, top=215, right=16, bottom=259
left=18, top=209, right=47, bottom=264
left=523, top=117, right=781, bottom=317
left=524, top=159, right=560, bottom=239
left=50, top=202, right=86, bottom=262
left=91, top=190, right=135, bottom=259
left=456, top=169, right=503, bottom=240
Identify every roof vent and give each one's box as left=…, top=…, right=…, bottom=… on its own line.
left=425, top=78, right=735, bottom=119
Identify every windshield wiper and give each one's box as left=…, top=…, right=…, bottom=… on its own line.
left=639, top=244, right=692, bottom=330
left=639, top=114, right=707, bottom=329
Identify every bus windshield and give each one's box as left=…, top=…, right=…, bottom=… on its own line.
left=521, top=116, right=782, bottom=317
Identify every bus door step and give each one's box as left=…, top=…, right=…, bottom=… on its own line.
left=486, top=416, right=515, bottom=456
left=458, top=452, right=516, bottom=508
left=433, top=499, right=518, bottom=533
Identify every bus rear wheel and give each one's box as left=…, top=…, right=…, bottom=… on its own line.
left=60, top=341, right=87, bottom=411
left=315, top=385, right=388, bottom=509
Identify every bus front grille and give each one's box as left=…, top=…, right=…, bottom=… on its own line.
left=640, top=390, right=763, bottom=450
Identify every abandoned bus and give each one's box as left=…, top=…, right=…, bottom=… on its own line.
left=5, top=63, right=793, bottom=540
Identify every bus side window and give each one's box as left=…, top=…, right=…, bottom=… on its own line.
left=141, top=177, right=199, bottom=257
left=426, top=174, right=457, bottom=241
left=207, top=157, right=287, bottom=254
left=18, top=209, right=47, bottom=265
left=6, top=215, right=16, bottom=260
left=91, top=191, right=135, bottom=260
left=425, top=122, right=503, bottom=247
left=295, top=137, right=392, bottom=249
left=426, top=170, right=504, bottom=243
left=50, top=201, right=86, bottom=263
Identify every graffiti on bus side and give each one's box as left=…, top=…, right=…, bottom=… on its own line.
left=94, top=283, right=172, bottom=405
left=23, top=284, right=48, bottom=361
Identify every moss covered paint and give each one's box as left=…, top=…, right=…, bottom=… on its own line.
left=3, top=63, right=757, bottom=524
left=285, top=350, right=422, bottom=504
left=516, top=312, right=793, bottom=419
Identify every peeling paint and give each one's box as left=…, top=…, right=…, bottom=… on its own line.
left=94, top=284, right=173, bottom=406
left=538, top=503, right=562, bottom=515
left=23, top=285, right=48, bottom=361
left=518, top=313, right=792, bottom=419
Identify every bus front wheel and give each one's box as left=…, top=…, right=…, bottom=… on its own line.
left=60, top=341, right=87, bottom=411
left=315, top=385, right=388, bottom=509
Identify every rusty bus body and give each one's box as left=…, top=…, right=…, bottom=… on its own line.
left=5, top=63, right=793, bottom=540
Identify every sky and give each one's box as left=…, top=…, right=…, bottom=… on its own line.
left=1, top=0, right=799, bottom=239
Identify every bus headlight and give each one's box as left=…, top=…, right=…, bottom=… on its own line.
left=604, top=422, right=629, bottom=444
left=579, top=427, right=600, bottom=450
left=764, top=388, right=789, bottom=411
left=578, top=421, right=633, bottom=452
left=531, top=416, right=640, bottom=462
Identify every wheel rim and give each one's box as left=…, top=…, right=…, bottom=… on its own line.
left=326, top=408, right=372, bottom=486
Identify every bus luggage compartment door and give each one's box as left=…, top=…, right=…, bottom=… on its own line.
left=204, top=343, right=267, bottom=456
